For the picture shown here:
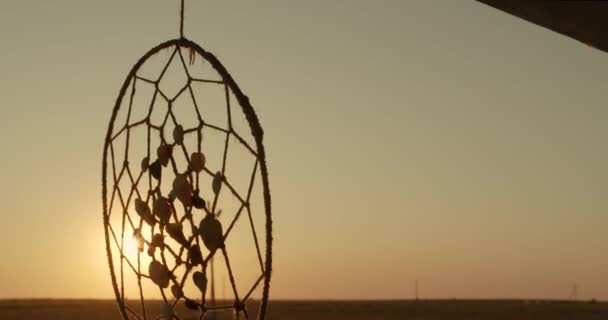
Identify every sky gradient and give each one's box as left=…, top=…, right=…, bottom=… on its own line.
left=0, top=1, right=607, bottom=300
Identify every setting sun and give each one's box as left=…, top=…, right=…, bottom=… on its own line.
left=123, top=233, right=140, bottom=260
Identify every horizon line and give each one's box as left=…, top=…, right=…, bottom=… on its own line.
left=0, top=297, right=605, bottom=303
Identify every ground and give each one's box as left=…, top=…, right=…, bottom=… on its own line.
left=1, top=299, right=607, bottom=320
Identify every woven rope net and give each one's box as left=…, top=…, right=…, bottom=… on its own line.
left=102, top=38, right=272, bottom=320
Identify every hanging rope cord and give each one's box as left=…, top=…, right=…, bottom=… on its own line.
left=180, top=0, right=185, bottom=38
left=102, top=4, right=273, bottom=318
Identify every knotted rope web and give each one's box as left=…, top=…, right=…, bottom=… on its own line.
left=102, top=35, right=272, bottom=320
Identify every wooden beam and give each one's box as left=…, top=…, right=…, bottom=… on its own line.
left=476, top=0, right=608, bottom=53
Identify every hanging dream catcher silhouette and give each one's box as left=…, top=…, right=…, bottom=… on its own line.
left=102, top=2, right=272, bottom=319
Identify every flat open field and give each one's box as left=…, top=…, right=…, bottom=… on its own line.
left=1, top=299, right=607, bottom=320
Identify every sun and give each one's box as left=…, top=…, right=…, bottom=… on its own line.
left=123, top=233, right=141, bottom=259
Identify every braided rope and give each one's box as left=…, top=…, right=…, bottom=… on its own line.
left=102, top=38, right=272, bottom=320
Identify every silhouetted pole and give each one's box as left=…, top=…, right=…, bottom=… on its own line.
left=569, top=284, right=578, bottom=301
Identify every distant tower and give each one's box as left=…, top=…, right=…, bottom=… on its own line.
left=568, top=284, right=578, bottom=301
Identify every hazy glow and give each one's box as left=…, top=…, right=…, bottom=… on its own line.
left=120, top=236, right=142, bottom=269
left=0, top=1, right=607, bottom=300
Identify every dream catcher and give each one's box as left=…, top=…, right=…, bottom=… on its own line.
left=101, top=2, right=272, bottom=319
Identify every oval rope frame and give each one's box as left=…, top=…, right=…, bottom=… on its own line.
left=102, top=38, right=273, bottom=320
